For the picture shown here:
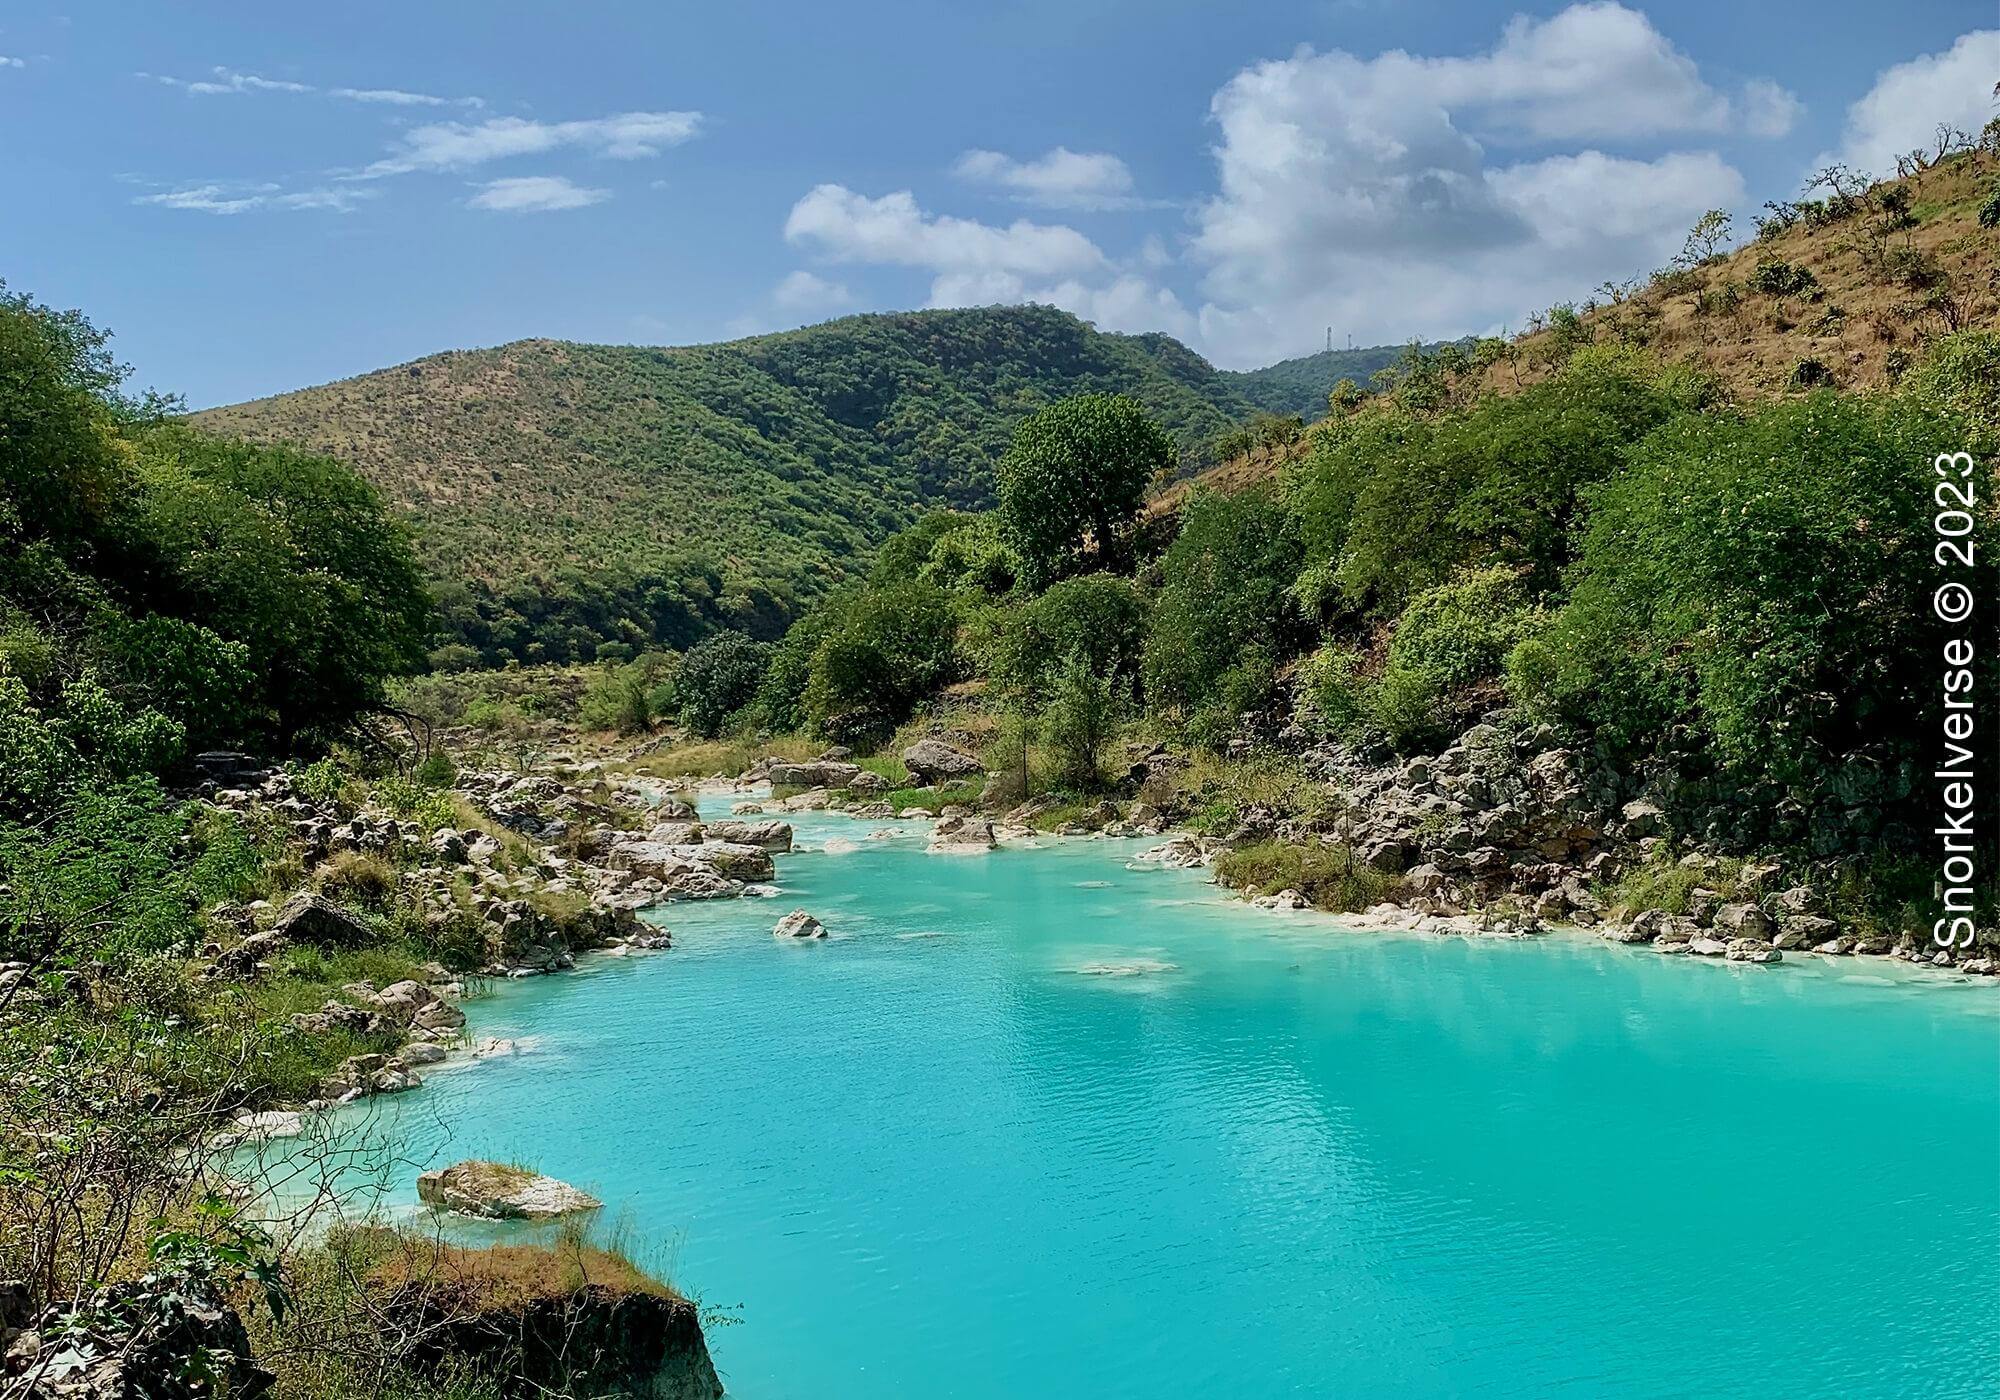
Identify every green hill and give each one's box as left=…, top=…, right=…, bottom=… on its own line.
left=195, top=305, right=1257, bottom=663
left=1223, top=342, right=1445, bottom=421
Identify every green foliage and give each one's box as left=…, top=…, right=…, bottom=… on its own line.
left=675, top=632, right=770, bottom=737
left=1222, top=341, right=1411, bottom=421
left=1037, top=651, right=1122, bottom=791
left=800, top=581, right=959, bottom=742
left=1367, top=567, right=1541, bottom=749
left=1143, top=486, right=1302, bottom=724
left=1903, top=330, right=2000, bottom=452
left=991, top=573, right=1147, bottom=703
left=1213, top=839, right=1404, bottom=913
left=1748, top=258, right=1820, bottom=298
left=998, top=393, right=1174, bottom=586
left=1509, top=391, right=1997, bottom=793
left=1290, top=347, right=1708, bottom=615
left=0, top=287, right=432, bottom=776
left=195, top=306, right=1258, bottom=659
left=0, top=782, right=273, bottom=964
left=1980, top=181, right=2000, bottom=228
left=578, top=651, right=677, bottom=735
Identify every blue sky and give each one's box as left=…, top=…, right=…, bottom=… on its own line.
left=3, top=2, right=1995, bottom=406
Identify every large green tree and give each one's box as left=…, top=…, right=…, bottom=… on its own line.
left=997, top=393, right=1173, bottom=587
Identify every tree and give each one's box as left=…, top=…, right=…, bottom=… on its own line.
left=675, top=632, right=770, bottom=737
left=1675, top=208, right=1734, bottom=267
left=997, top=393, right=1172, bottom=588
left=801, top=581, right=958, bottom=742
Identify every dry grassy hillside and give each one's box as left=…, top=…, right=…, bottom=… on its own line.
left=1158, top=145, right=1999, bottom=510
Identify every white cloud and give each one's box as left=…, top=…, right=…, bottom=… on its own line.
left=330, top=86, right=482, bottom=108
left=785, top=184, right=1105, bottom=280
left=140, top=67, right=481, bottom=107
left=783, top=184, right=1190, bottom=337
left=364, top=111, right=703, bottom=176
left=1, top=56, right=26, bottom=69
left=952, top=147, right=1149, bottom=210
left=133, top=182, right=376, bottom=215
left=467, top=175, right=609, bottom=213
left=1821, top=30, right=2000, bottom=177
left=772, top=270, right=854, bottom=313
left=1186, top=4, right=1760, bottom=365
left=143, top=67, right=313, bottom=96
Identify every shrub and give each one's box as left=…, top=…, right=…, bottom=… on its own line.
left=1509, top=391, right=1998, bottom=801
left=1143, top=486, right=1302, bottom=717
left=1213, top=840, right=1404, bottom=913
left=1037, top=651, right=1122, bottom=791
left=1748, top=259, right=1819, bottom=298
left=801, top=581, right=959, bottom=741
left=992, top=573, right=1147, bottom=703
left=675, top=633, right=769, bottom=737
left=1292, top=348, right=1708, bottom=615
left=1786, top=357, right=1835, bottom=389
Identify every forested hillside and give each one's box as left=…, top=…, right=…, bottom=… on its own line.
left=195, top=306, right=1259, bottom=666
left=1222, top=341, right=1418, bottom=420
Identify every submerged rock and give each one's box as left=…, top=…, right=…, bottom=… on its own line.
left=417, top=1160, right=602, bottom=1219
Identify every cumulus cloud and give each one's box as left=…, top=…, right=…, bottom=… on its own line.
left=772, top=270, right=854, bottom=313
left=952, top=147, right=1149, bottom=210
left=783, top=184, right=1190, bottom=336
left=364, top=111, right=703, bottom=176
left=1, top=56, right=27, bottom=70
left=132, top=182, right=376, bottom=215
left=467, top=175, right=609, bottom=213
left=1820, top=30, right=2000, bottom=177
left=785, top=185, right=1106, bottom=280
left=1187, top=3, right=1760, bottom=365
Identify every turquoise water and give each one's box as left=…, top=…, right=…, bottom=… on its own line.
left=306, top=795, right=2000, bottom=1398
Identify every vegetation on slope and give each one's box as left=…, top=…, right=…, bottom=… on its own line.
left=1222, top=340, right=1433, bottom=421
left=1171, top=140, right=2000, bottom=505
left=194, top=305, right=1262, bottom=667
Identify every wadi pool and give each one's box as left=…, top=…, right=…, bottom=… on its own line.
left=294, top=795, right=2000, bottom=1398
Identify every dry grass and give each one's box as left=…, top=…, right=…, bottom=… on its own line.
left=1156, top=149, right=1999, bottom=508
left=356, top=1226, right=680, bottom=1308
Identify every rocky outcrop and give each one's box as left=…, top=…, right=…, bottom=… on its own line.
left=417, top=1161, right=603, bottom=1219
left=3, top=1274, right=273, bottom=1399
left=374, top=1237, right=723, bottom=1400
left=768, top=759, right=863, bottom=789
left=928, top=814, right=997, bottom=853
left=902, top=739, right=984, bottom=785
left=272, top=892, right=373, bottom=947
left=702, top=818, right=793, bottom=852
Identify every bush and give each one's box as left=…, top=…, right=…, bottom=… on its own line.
left=1748, top=259, right=1819, bottom=298
left=1509, top=391, right=1998, bottom=800
left=675, top=633, right=769, bottom=737
left=801, top=581, right=959, bottom=741
left=1291, top=348, right=1707, bottom=614
left=1037, top=650, right=1122, bottom=791
left=992, top=573, right=1147, bottom=703
left=1143, top=486, right=1302, bottom=718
